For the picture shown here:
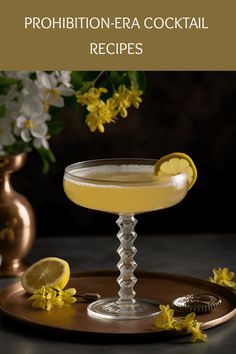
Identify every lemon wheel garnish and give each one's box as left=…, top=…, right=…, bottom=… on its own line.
left=20, top=257, right=70, bottom=294
left=154, top=152, right=197, bottom=190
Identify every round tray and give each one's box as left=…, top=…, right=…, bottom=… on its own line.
left=0, top=270, right=236, bottom=336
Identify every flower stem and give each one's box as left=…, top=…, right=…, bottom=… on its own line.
left=92, top=71, right=105, bottom=86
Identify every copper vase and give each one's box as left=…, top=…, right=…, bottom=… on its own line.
left=0, top=153, right=35, bottom=277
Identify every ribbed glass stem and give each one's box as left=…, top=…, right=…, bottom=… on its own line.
left=116, top=214, right=137, bottom=306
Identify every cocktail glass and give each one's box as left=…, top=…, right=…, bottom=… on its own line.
left=63, top=158, right=189, bottom=320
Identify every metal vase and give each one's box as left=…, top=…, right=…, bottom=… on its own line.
left=0, top=153, right=35, bottom=277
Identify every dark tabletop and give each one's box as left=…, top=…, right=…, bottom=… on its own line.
left=1, top=234, right=236, bottom=354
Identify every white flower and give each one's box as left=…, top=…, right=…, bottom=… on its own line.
left=56, top=71, right=72, bottom=88
left=16, top=97, right=50, bottom=144
left=0, top=144, right=6, bottom=155
left=4, top=71, right=31, bottom=80
left=36, top=71, right=74, bottom=111
left=33, top=137, right=49, bottom=150
left=0, top=85, right=21, bottom=111
left=21, top=95, right=46, bottom=117
left=0, top=118, right=15, bottom=146
left=0, top=85, right=24, bottom=126
left=0, top=71, right=75, bottom=158
left=21, top=77, right=39, bottom=97
left=16, top=113, right=48, bottom=143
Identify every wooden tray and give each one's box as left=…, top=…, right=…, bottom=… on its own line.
left=0, top=270, right=236, bottom=336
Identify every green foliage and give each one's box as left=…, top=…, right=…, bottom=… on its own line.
left=0, top=76, right=21, bottom=94
left=0, top=104, right=5, bottom=118
left=47, top=120, right=65, bottom=135
left=37, top=148, right=56, bottom=174
left=128, top=71, right=146, bottom=91
left=71, top=71, right=146, bottom=93
left=71, top=71, right=101, bottom=90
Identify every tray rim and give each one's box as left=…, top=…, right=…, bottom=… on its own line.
left=1, top=269, right=236, bottom=335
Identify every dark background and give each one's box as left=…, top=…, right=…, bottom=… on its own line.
left=12, top=72, right=236, bottom=237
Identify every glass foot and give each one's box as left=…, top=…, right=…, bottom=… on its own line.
left=87, top=298, right=160, bottom=320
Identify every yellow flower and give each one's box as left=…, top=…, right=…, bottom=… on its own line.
left=108, top=85, right=143, bottom=118
left=28, top=285, right=77, bottom=311
left=174, top=312, right=207, bottom=343
left=209, top=267, right=236, bottom=289
left=154, top=305, right=207, bottom=343
left=173, top=312, right=195, bottom=331
left=62, top=288, right=78, bottom=304
left=190, top=321, right=208, bottom=343
left=108, top=85, right=131, bottom=118
left=76, top=87, right=107, bottom=107
left=85, top=100, right=115, bottom=133
left=76, top=84, right=143, bottom=133
left=154, top=304, right=175, bottom=330
left=76, top=86, right=117, bottom=133
left=128, top=88, right=143, bottom=109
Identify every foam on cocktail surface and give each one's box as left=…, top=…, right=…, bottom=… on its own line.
left=65, top=164, right=160, bottom=185
left=64, top=164, right=188, bottom=213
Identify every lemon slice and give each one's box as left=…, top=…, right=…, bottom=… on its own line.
left=154, top=152, right=197, bottom=190
left=20, top=257, right=70, bottom=294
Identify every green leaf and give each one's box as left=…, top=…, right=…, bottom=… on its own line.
left=37, top=148, right=56, bottom=173
left=0, top=104, right=5, bottom=118
left=108, top=71, right=130, bottom=89
left=109, top=71, right=122, bottom=87
left=128, top=71, right=146, bottom=91
left=71, top=72, right=87, bottom=89
left=136, top=71, right=147, bottom=92
left=0, top=76, right=21, bottom=94
left=71, top=71, right=102, bottom=90
left=47, top=120, right=65, bottom=135
left=127, top=71, right=138, bottom=88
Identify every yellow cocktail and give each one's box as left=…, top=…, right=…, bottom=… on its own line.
left=64, top=161, right=188, bottom=214
left=63, top=158, right=189, bottom=320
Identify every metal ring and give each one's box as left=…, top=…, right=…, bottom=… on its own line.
left=172, top=293, right=222, bottom=313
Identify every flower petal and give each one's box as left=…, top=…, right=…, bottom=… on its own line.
left=21, top=129, right=31, bottom=142
left=58, top=87, right=74, bottom=97
left=16, top=116, right=26, bottom=128
left=40, top=72, right=56, bottom=89
left=31, top=123, right=48, bottom=138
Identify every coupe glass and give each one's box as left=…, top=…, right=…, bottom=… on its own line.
left=63, top=158, right=189, bottom=320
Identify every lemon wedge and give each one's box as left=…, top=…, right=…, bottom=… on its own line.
left=154, top=152, right=197, bottom=190
left=20, top=257, right=70, bottom=294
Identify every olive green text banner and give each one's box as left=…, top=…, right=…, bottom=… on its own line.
left=0, top=0, right=235, bottom=70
